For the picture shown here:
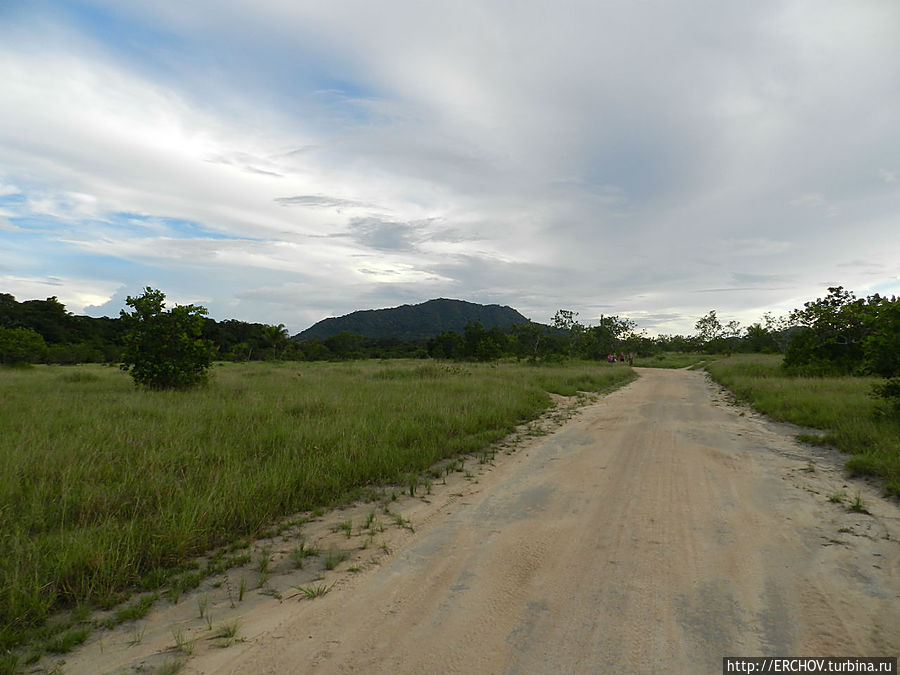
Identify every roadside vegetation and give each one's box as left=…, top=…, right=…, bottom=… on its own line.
left=707, top=354, right=900, bottom=497
left=0, top=359, right=635, bottom=661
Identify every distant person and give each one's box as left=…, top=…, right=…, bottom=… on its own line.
left=628, top=352, right=634, bottom=366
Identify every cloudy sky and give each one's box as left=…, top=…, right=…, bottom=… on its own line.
left=2, top=1, right=898, bottom=335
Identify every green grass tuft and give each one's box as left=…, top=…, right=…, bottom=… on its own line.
left=293, top=584, right=333, bottom=599
left=323, top=550, right=350, bottom=571
left=45, top=627, right=89, bottom=654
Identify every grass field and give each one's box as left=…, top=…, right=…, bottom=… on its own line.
left=0, top=359, right=636, bottom=658
left=706, top=354, right=900, bottom=497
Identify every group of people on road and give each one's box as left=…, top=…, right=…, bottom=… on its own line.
left=607, top=352, right=635, bottom=366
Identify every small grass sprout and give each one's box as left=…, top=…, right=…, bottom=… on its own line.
left=290, top=540, right=319, bottom=569
left=293, top=583, right=334, bottom=600
left=256, top=546, right=272, bottom=575
left=171, top=627, right=195, bottom=656
left=156, top=659, right=185, bottom=675
left=256, top=547, right=272, bottom=586
left=211, top=620, right=241, bottom=646
left=126, top=626, right=146, bottom=647
left=323, top=550, right=349, bottom=570
left=849, top=492, right=869, bottom=514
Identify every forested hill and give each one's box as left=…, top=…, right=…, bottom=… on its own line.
left=294, top=298, right=530, bottom=341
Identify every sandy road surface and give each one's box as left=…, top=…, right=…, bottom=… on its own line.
left=53, top=368, right=900, bottom=674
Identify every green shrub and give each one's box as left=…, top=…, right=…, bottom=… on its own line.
left=119, top=287, right=214, bottom=390
left=873, top=377, right=900, bottom=414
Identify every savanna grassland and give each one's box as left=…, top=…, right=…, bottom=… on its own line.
left=0, top=359, right=636, bottom=659
left=706, top=354, right=900, bottom=497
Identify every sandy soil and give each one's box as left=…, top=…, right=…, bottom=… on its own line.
left=41, top=367, right=900, bottom=674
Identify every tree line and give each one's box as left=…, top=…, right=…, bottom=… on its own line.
left=0, top=292, right=300, bottom=365
left=1, top=286, right=897, bottom=386
left=0, top=292, right=653, bottom=366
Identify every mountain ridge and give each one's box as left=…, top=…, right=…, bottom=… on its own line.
left=293, top=298, right=530, bottom=341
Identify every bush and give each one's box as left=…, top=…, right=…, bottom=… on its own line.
left=0, top=326, right=47, bottom=364
left=873, top=377, right=900, bottom=415
left=783, top=288, right=899, bottom=376
left=119, top=287, right=214, bottom=390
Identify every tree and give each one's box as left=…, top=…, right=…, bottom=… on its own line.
left=862, top=296, right=900, bottom=378
left=552, top=309, right=585, bottom=358
left=428, top=330, right=464, bottom=359
left=743, top=322, right=776, bottom=353
left=119, top=287, right=214, bottom=389
left=585, top=315, right=638, bottom=359
left=722, top=319, right=742, bottom=353
left=324, top=331, right=364, bottom=359
left=462, top=321, right=505, bottom=361
left=654, top=333, right=702, bottom=353
left=262, top=324, right=290, bottom=360
left=694, top=310, right=723, bottom=350
left=0, top=293, right=19, bottom=327
left=510, top=322, right=552, bottom=362
left=741, top=312, right=788, bottom=353
left=784, top=287, right=868, bottom=374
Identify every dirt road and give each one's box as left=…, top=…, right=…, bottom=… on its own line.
left=54, top=368, right=900, bottom=674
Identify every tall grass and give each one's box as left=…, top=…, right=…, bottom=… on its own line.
left=0, top=360, right=635, bottom=650
left=706, top=354, right=900, bottom=497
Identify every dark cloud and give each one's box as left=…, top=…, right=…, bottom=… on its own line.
left=344, top=217, right=419, bottom=251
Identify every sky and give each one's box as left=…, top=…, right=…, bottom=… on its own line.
left=1, top=1, right=899, bottom=336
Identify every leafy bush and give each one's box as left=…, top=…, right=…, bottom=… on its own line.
left=873, top=377, right=900, bottom=415
left=119, top=287, right=214, bottom=390
left=783, top=287, right=899, bottom=377
left=863, top=301, right=900, bottom=378
left=0, top=326, right=47, bottom=364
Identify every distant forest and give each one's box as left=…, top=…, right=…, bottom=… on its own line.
left=1, top=288, right=896, bottom=374
left=0, top=292, right=759, bottom=365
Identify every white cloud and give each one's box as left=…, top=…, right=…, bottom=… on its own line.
left=0, top=275, right=121, bottom=314
left=0, top=1, right=898, bottom=334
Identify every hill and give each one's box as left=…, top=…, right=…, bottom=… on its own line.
left=293, top=299, right=530, bottom=341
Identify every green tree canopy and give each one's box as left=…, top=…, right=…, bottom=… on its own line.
left=0, top=326, right=47, bottom=364
left=119, top=287, right=214, bottom=389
